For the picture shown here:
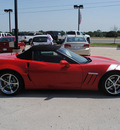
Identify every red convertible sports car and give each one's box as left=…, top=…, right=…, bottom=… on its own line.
left=0, top=45, right=120, bottom=96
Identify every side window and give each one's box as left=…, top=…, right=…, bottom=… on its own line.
left=33, top=50, right=64, bottom=63
left=32, top=50, right=76, bottom=64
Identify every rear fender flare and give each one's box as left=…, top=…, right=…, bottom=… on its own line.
left=0, top=64, right=27, bottom=77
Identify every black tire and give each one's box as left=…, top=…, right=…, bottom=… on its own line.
left=0, top=71, right=24, bottom=95
left=101, top=71, right=120, bottom=95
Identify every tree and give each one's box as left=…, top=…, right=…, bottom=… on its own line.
left=112, top=26, right=118, bottom=44
left=94, top=30, right=103, bottom=37
left=60, top=30, right=65, bottom=35
left=106, top=31, right=117, bottom=37
left=39, top=30, right=45, bottom=34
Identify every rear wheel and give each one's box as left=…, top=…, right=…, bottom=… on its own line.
left=0, top=71, right=24, bottom=95
left=102, top=72, right=120, bottom=95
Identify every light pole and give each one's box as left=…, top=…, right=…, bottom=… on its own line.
left=14, top=0, right=19, bottom=49
left=4, top=9, right=13, bottom=33
left=74, top=5, right=83, bottom=32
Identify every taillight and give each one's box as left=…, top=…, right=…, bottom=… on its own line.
left=24, top=36, right=26, bottom=39
left=83, top=44, right=89, bottom=47
left=64, top=44, right=71, bottom=48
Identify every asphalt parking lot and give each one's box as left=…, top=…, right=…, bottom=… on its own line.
left=91, top=46, right=120, bottom=62
left=0, top=47, right=120, bottom=130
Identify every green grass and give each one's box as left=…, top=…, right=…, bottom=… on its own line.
left=90, top=43, right=120, bottom=47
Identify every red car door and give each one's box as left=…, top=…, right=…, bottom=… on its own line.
left=28, top=60, right=83, bottom=89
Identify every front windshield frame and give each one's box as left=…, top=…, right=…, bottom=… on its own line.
left=57, top=48, right=89, bottom=64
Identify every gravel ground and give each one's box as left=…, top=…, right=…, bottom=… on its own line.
left=0, top=47, right=120, bottom=130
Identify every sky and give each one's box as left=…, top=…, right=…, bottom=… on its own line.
left=0, top=0, right=120, bottom=32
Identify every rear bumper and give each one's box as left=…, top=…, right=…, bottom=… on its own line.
left=0, top=46, right=25, bottom=53
left=0, top=48, right=13, bottom=53
left=69, top=48, right=90, bottom=56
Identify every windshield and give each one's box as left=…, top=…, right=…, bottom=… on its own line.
left=58, top=48, right=88, bottom=64
left=67, top=31, right=75, bottom=35
left=67, top=37, right=86, bottom=42
left=0, top=37, right=14, bottom=42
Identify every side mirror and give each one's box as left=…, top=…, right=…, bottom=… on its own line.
left=60, top=60, right=70, bottom=68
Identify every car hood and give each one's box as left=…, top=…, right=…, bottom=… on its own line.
left=88, top=56, right=120, bottom=65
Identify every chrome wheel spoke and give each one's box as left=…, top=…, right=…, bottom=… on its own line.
left=115, top=76, right=120, bottom=84
left=0, top=78, right=8, bottom=84
left=0, top=84, right=8, bottom=91
left=106, top=85, right=114, bottom=90
left=9, top=74, right=12, bottom=84
left=113, top=86, right=117, bottom=94
left=108, top=78, right=114, bottom=84
left=9, top=85, right=14, bottom=94
left=116, top=84, right=120, bottom=87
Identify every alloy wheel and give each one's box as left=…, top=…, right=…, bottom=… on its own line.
left=0, top=73, right=19, bottom=95
left=105, top=74, right=120, bottom=95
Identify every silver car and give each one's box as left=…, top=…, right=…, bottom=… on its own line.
left=62, top=35, right=90, bottom=56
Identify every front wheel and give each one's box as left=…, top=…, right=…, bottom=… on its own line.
left=0, top=71, right=24, bottom=95
left=101, top=72, right=120, bottom=95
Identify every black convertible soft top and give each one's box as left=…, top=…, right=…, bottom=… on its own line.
left=17, top=45, right=60, bottom=60
left=30, top=45, right=60, bottom=51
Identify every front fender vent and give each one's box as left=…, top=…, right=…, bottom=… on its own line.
left=83, top=72, right=98, bottom=85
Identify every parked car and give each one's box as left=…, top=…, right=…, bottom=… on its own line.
left=46, top=31, right=65, bottom=44
left=62, top=35, right=90, bottom=56
left=0, top=45, right=120, bottom=96
left=0, top=33, right=5, bottom=39
left=0, top=36, right=25, bottom=52
left=66, top=31, right=90, bottom=43
left=0, top=33, right=12, bottom=39
left=18, top=32, right=41, bottom=44
left=4, top=33, right=12, bottom=36
left=31, top=35, right=54, bottom=46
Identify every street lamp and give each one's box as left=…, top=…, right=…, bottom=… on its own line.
left=14, top=0, right=19, bottom=49
left=74, top=5, right=83, bottom=32
left=4, top=9, right=13, bottom=33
